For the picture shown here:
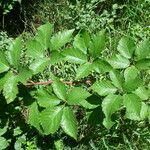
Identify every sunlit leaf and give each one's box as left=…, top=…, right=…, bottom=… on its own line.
left=61, top=107, right=77, bottom=140
left=50, top=29, right=74, bottom=50
left=40, top=106, right=63, bottom=134
left=91, top=80, right=117, bottom=96
left=117, top=36, right=135, bottom=59
left=123, top=94, right=142, bottom=120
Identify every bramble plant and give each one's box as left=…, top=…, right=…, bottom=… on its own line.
left=0, top=23, right=150, bottom=148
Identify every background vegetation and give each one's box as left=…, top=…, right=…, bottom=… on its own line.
left=0, top=0, right=150, bottom=149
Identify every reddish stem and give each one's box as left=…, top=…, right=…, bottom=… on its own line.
left=25, top=80, right=92, bottom=86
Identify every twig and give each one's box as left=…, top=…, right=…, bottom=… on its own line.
left=25, top=79, right=92, bottom=86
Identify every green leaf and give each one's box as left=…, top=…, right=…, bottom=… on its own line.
left=0, top=126, right=7, bottom=136
left=8, top=36, right=22, bottom=69
left=88, top=106, right=104, bottom=125
left=133, top=86, right=149, bottom=100
left=123, top=94, right=142, bottom=120
left=26, top=40, right=44, bottom=58
left=73, top=33, right=87, bottom=54
left=54, top=140, right=64, bottom=150
left=79, top=100, right=98, bottom=109
left=0, top=51, right=9, bottom=73
left=14, top=139, right=23, bottom=150
left=50, top=29, right=74, bottom=50
left=40, top=106, right=63, bottom=134
left=26, top=23, right=53, bottom=58
left=107, top=54, right=130, bottom=69
left=52, top=78, right=67, bottom=100
left=0, top=72, right=12, bottom=91
left=102, top=94, right=122, bottom=129
left=91, top=80, right=117, bottom=96
left=62, top=48, right=87, bottom=64
left=81, top=31, right=91, bottom=48
left=102, top=94, right=122, bottom=118
left=76, top=62, right=93, bottom=79
left=0, top=137, right=9, bottom=150
left=0, top=51, right=9, bottom=65
left=17, top=68, right=33, bottom=84
left=123, top=66, right=142, bottom=92
left=67, top=87, right=91, bottom=105
left=3, top=74, right=18, bottom=103
left=88, top=30, right=105, bottom=58
left=92, top=59, right=112, bottom=73
left=50, top=51, right=64, bottom=65
left=61, top=107, right=77, bottom=140
left=78, top=95, right=100, bottom=109
left=117, top=36, right=135, bottom=59
left=135, top=39, right=150, bottom=60
left=29, top=58, right=50, bottom=74
left=28, top=102, right=41, bottom=132
left=85, top=94, right=102, bottom=105
left=124, top=66, right=139, bottom=81
left=36, top=23, right=53, bottom=50
left=148, top=107, right=150, bottom=123
left=13, top=127, right=22, bottom=136
left=73, top=31, right=90, bottom=54
left=136, top=59, right=150, bottom=70
left=109, top=70, right=124, bottom=89
left=36, top=89, right=61, bottom=108
left=0, top=62, right=9, bottom=74
left=124, top=78, right=143, bottom=92
left=103, top=118, right=115, bottom=130
left=140, top=102, right=148, bottom=120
